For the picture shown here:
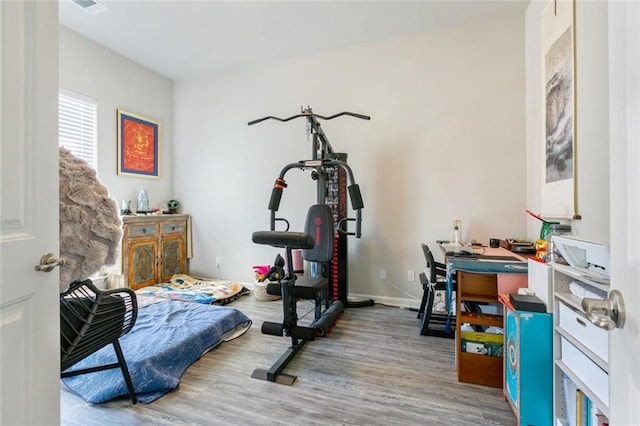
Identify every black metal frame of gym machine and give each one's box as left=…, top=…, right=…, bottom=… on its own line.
left=248, top=108, right=374, bottom=308
left=247, top=108, right=374, bottom=385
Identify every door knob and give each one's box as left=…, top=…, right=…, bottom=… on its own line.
left=34, top=253, right=65, bottom=272
left=582, top=289, right=625, bottom=331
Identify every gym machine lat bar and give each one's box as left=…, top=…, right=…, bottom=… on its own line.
left=249, top=108, right=369, bottom=164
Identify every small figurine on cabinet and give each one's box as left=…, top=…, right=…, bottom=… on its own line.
left=121, top=199, right=132, bottom=215
left=167, top=199, right=179, bottom=214
left=137, top=187, right=149, bottom=213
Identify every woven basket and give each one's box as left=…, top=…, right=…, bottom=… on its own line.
left=253, top=280, right=281, bottom=301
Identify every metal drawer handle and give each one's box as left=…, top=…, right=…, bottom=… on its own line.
left=575, top=317, right=587, bottom=327
left=582, top=289, right=625, bottom=331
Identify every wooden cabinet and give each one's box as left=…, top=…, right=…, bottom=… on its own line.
left=455, top=271, right=504, bottom=388
left=501, top=295, right=552, bottom=425
left=121, top=214, right=190, bottom=290
left=553, top=262, right=610, bottom=425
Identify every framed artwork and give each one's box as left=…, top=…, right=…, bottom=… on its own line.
left=117, top=109, right=160, bottom=178
left=540, top=0, right=580, bottom=219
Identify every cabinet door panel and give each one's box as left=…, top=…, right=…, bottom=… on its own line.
left=160, top=235, right=185, bottom=282
left=505, top=309, right=519, bottom=410
left=129, top=238, right=158, bottom=289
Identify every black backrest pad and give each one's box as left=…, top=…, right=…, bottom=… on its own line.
left=303, top=204, right=334, bottom=263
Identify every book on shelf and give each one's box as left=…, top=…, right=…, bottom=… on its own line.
left=595, top=412, right=609, bottom=426
left=576, top=389, right=584, bottom=425
left=576, top=387, right=609, bottom=426
left=576, top=388, right=602, bottom=426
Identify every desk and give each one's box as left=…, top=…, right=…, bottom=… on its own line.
left=442, top=246, right=528, bottom=388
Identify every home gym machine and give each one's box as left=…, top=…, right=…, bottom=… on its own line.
left=248, top=107, right=373, bottom=384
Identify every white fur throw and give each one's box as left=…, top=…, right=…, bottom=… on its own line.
left=59, top=147, right=122, bottom=289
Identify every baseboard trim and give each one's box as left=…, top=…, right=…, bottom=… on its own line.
left=348, top=293, right=420, bottom=310
left=243, top=284, right=421, bottom=311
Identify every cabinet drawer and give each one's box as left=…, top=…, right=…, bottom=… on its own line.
left=558, top=302, right=608, bottom=363
left=560, top=337, right=608, bottom=407
left=160, top=222, right=185, bottom=234
left=127, top=224, right=159, bottom=237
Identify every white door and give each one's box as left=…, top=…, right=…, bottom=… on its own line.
left=0, top=1, right=60, bottom=425
left=608, top=1, right=640, bottom=425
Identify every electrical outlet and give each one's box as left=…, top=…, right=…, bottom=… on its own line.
left=379, top=268, right=387, bottom=280
left=407, top=270, right=415, bottom=282
left=216, top=257, right=222, bottom=268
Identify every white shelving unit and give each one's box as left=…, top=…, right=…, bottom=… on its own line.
left=527, top=259, right=552, bottom=312
left=552, top=262, right=610, bottom=425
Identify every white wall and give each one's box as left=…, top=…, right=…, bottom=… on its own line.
left=59, top=27, right=174, bottom=210
left=525, top=0, right=609, bottom=243
left=57, top=2, right=612, bottom=305
left=173, top=13, right=527, bottom=306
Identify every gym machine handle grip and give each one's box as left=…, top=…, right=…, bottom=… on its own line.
left=348, top=184, right=364, bottom=210
left=268, top=178, right=287, bottom=211
left=268, top=187, right=283, bottom=211
left=247, top=116, right=271, bottom=126
left=322, top=111, right=370, bottom=121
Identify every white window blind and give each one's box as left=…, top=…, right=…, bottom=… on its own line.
left=58, top=89, right=97, bottom=169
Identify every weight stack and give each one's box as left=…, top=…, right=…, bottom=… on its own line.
left=325, top=153, right=349, bottom=305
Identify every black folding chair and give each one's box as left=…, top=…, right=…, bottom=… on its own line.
left=417, top=243, right=456, bottom=338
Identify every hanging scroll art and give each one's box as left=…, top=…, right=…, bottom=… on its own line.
left=541, top=0, right=580, bottom=219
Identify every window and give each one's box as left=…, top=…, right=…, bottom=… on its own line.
left=58, top=89, right=97, bottom=169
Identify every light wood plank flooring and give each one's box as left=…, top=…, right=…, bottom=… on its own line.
left=61, top=294, right=516, bottom=425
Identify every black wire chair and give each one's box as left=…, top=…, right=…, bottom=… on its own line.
left=418, top=243, right=456, bottom=338
left=60, top=279, right=138, bottom=404
left=418, top=243, right=482, bottom=337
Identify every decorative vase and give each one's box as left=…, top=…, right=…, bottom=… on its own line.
left=137, top=188, right=149, bottom=212
left=121, top=199, right=132, bottom=215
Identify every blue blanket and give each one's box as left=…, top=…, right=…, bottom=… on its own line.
left=62, top=299, right=252, bottom=404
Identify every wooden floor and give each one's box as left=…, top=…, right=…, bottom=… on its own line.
left=61, top=294, right=516, bottom=426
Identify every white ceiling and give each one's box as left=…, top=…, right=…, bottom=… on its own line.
left=59, top=0, right=529, bottom=81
